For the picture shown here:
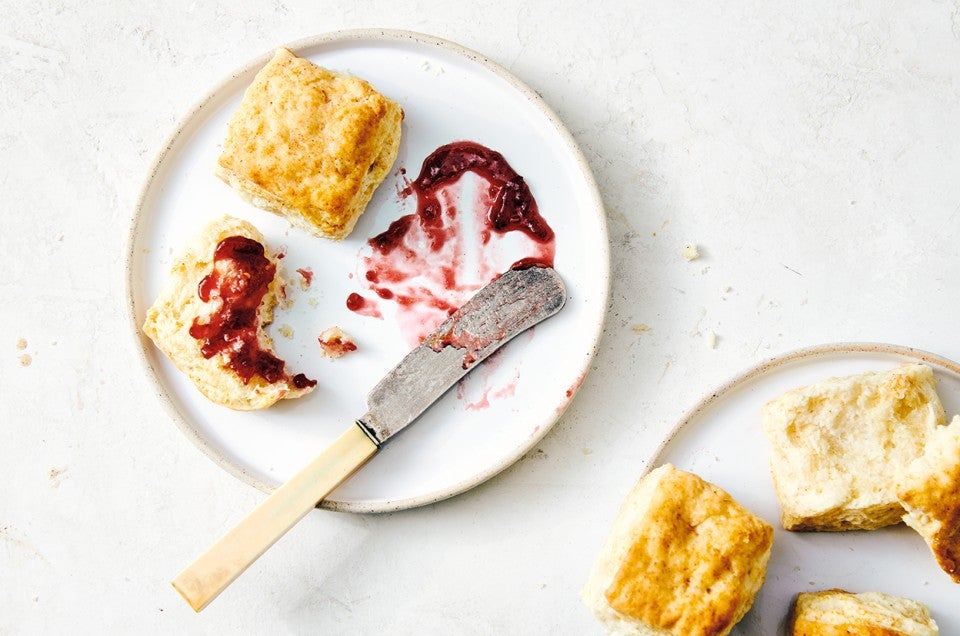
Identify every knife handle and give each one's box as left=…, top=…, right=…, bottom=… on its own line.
left=171, top=424, right=378, bottom=612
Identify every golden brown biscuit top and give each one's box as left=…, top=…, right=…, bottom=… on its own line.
left=604, top=468, right=774, bottom=635
left=218, top=47, right=394, bottom=224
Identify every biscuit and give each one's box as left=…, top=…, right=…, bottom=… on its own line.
left=761, top=364, right=944, bottom=531
left=789, top=589, right=938, bottom=635
left=216, top=47, right=403, bottom=239
left=581, top=464, right=773, bottom=636
left=897, top=414, right=960, bottom=583
left=142, top=215, right=315, bottom=410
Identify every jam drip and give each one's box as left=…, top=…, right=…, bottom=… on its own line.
left=372, top=141, right=555, bottom=259
left=189, top=236, right=316, bottom=388
left=352, top=140, right=556, bottom=346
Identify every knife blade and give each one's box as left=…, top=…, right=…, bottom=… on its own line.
left=172, top=266, right=567, bottom=611
left=359, top=264, right=567, bottom=444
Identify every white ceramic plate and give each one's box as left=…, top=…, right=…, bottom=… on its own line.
left=652, top=343, right=960, bottom=634
left=125, top=30, right=608, bottom=512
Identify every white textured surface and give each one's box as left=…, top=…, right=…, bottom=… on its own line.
left=3, top=1, right=960, bottom=633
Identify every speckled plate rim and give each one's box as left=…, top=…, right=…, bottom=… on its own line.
left=123, top=29, right=610, bottom=513
left=646, top=341, right=960, bottom=473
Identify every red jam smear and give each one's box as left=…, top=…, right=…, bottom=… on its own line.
left=346, top=292, right=382, bottom=318
left=346, top=293, right=365, bottom=311
left=371, top=141, right=554, bottom=263
left=350, top=141, right=556, bottom=345
left=407, top=141, right=553, bottom=249
left=296, top=267, right=313, bottom=287
left=189, top=236, right=316, bottom=388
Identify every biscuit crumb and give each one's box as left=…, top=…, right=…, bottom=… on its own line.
left=19, top=354, right=32, bottom=367
left=48, top=466, right=67, bottom=488
left=682, top=243, right=700, bottom=261
left=54, top=233, right=64, bottom=241
left=308, top=297, right=319, bottom=308
left=318, top=326, right=357, bottom=358
left=16, top=338, right=27, bottom=350
left=705, top=330, right=718, bottom=348
left=296, top=267, right=313, bottom=291
left=632, top=323, right=651, bottom=333
left=278, top=285, right=294, bottom=310
left=278, top=324, right=294, bottom=339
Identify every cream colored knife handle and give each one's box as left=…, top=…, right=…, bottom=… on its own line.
left=171, top=424, right=378, bottom=612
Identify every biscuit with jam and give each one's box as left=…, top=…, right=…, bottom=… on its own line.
left=143, top=215, right=315, bottom=410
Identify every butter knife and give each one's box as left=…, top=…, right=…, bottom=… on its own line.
left=172, top=265, right=567, bottom=611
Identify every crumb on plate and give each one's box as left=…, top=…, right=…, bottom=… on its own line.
left=318, top=326, right=357, bottom=358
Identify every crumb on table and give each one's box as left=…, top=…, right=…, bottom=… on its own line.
left=705, top=330, right=718, bottom=348
left=682, top=243, right=700, bottom=261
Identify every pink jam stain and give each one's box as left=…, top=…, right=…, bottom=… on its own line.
left=296, top=267, right=313, bottom=288
left=351, top=141, right=556, bottom=347
left=455, top=339, right=525, bottom=410
left=393, top=166, right=412, bottom=198
left=556, top=371, right=587, bottom=413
